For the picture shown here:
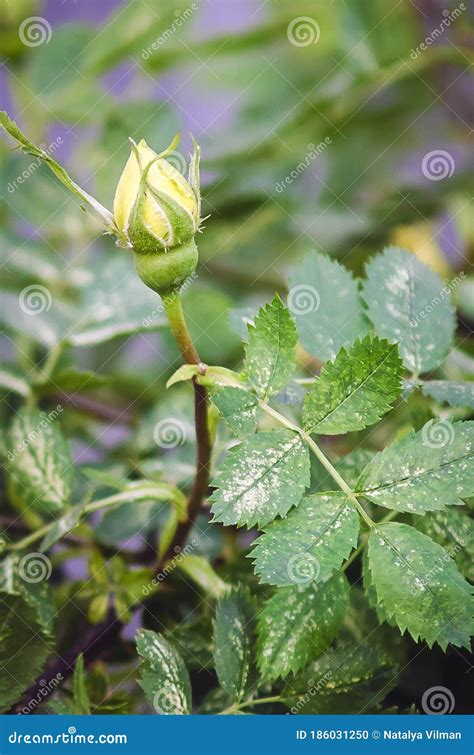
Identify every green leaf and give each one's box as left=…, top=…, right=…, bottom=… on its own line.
left=213, top=587, right=255, bottom=700
left=0, top=555, right=55, bottom=632
left=357, top=420, right=474, bottom=513
left=0, top=112, right=118, bottom=236
left=257, top=573, right=349, bottom=680
left=136, top=630, right=192, bottom=715
left=244, top=294, right=297, bottom=399
left=6, top=407, right=74, bottom=516
left=39, top=507, right=83, bottom=551
left=72, top=655, right=91, bottom=715
left=210, top=429, right=310, bottom=528
left=288, top=251, right=369, bottom=361
left=250, top=493, right=359, bottom=587
left=0, top=592, right=53, bottom=712
left=0, top=364, right=31, bottom=398
left=283, top=642, right=397, bottom=714
left=176, top=555, right=228, bottom=599
left=413, top=508, right=474, bottom=582
left=362, top=247, right=456, bottom=373
left=211, top=386, right=258, bottom=438
left=302, top=336, right=402, bottom=435
left=420, top=380, right=474, bottom=410
left=367, top=522, right=473, bottom=649
left=70, top=255, right=167, bottom=346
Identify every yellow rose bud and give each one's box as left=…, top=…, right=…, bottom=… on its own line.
left=113, top=134, right=201, bottom=296
left=113, top=137, right=199, bottom=252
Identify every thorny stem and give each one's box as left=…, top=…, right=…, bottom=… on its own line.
left=259, top=402, right=375, bottom=529
left=156, top=291, right=212, bottom=571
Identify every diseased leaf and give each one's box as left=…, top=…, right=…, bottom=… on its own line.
left=6, top=407, right=74, bottom=517
left=257, top=573, right=349, bottom=680
left=211, top=386, right=258, bottom=438
left=303, top=336, right=402, bottom=435
left=136, top=630, right=192, bottom=715
left=39, top=507, right=83, bottom=551
left=362, top=247, right=456, bottom=373
left=0, top=555, right=55, bottom=632
left=210, top=429, right=310, bottom=528
left=413, top=508, right=474, bottom=582
left=213, top=587, right=255, bottom=700
left=367, top=523, right=473, bottom=649
left=283, top=642, right=397, bottom=714
left=250, top=493, right=359, bottom=587
left=420, top=380, right=474, bottom=410
left=0, top=593, right=53, bottom=713
left=244, top=295, right=297, bottom=399
left=357, top=420, right=474, bottom=513
left=288, top=251, right=368, bottom=361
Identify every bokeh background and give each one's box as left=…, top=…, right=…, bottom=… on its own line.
left=0, top=0, right=473, bottom=713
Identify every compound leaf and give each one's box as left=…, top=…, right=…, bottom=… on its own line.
left=288, top=251, right=368, bottom=361
left=213, top=587, right=255, bottom=701
left=211, top=386, right=258, bottom=438
left=244, top=295, right=297, bottom=399
left=210, top=429, right=310, bottom=529
left=356, top=420, right=474, bottom=513
left=6, top=407, right=73, bottom=517
left=257, top=573, right=349, bottom=680
left=367, top=523, right=473, bottom=649
left=362, top=246, right=455, bottom=373
left=250, top=493, right=359, bottom=587
left=136, top=630, right=191, bottom=715
left=303, top=336, right=402, bottom=435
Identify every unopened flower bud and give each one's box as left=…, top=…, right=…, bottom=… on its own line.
left=113, top=135, right=201, bottom=295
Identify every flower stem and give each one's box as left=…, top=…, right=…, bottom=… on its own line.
left=157, top=291, right=212, bottom=569
left=259, top=402, right=375, bottom=528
